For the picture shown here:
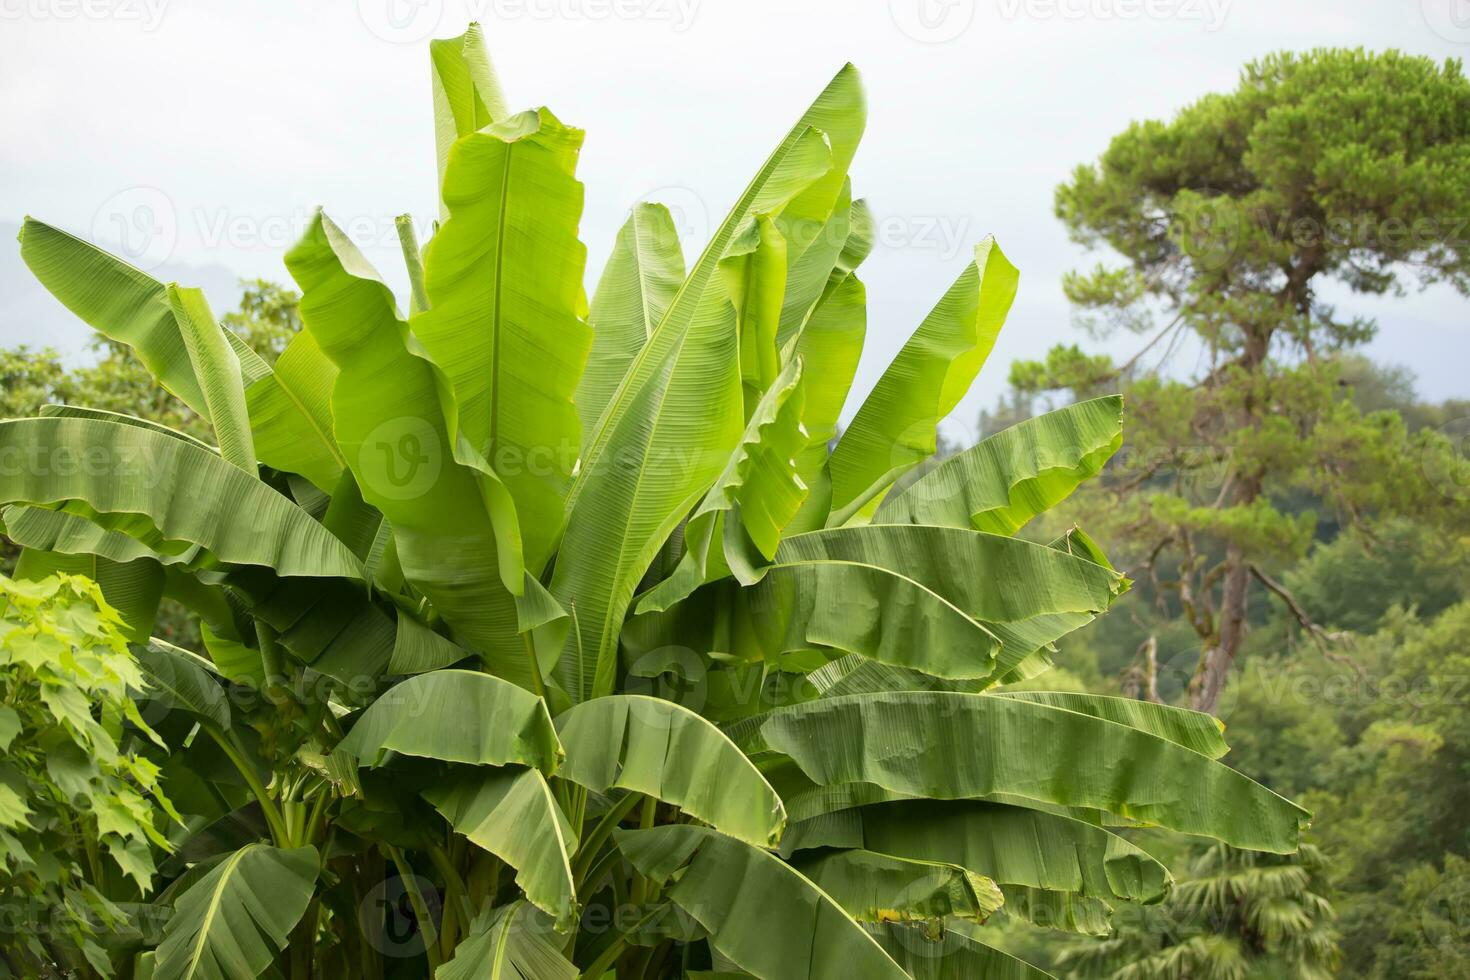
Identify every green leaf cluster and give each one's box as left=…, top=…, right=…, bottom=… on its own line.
left=0, top=24, right=1313, bottom=979
left=0, top=573, right=177, bottom=976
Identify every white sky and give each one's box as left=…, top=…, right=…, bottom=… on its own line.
left=2, top=0, right=1468, bottom=434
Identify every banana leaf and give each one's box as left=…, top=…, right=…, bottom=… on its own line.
left=555, top=694, right=785, bottom=847
left=616, top=825, right=909, bottom=980
left=826, top=237, right=1019, bottom=525
left=877, top=396, right=1124, bottom=534
left=152, top=844, right=318, bottom=980
left=338, top=670, right=562, bottom=773
left=551, top=69, right=854, bottom=704
left=426, top=768, right=578, bottom=931
left=750, top=692, right=1309, bottom=852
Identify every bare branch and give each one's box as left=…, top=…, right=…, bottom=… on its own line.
left=1248, top=562, right=1365, bottom=678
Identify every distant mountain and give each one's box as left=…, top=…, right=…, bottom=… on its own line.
left=0, top=220, right=244, bottom=360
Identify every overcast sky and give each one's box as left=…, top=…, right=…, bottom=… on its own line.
left=2, top=0, right=1467, bottom=434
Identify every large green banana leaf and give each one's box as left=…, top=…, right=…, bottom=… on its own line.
left=783, top=271, right=867, bottom=534
left=4, top=505, right=199, bottom=574
left=722, top=212, right=789, bottom=413
left=637, top=357, right=808, bottom=614
left=338, top=670, right=562, bottom=773
left=197, top=563, right=397, bottom=686
left=781, top=66, right=865, bottom=225
left=748, top=692, right=1309, bottom=852
left=991, top=691, right=1229, bottom=759
left=615, top=825, right=909, bottom=980
left=248, top=328, right=342, bottom=491
left=426, top=768, right=578, bottom=930
left=1004, top=887, right=1115, bottom=936
left=0, top=417, right=363, bottom=580
left=17, top=218, right=344, bottom=490
left=438, top=901, right=577, bottom=980
left=37, top=404, right=215, bottom=450
left=747, top=524, right=1124, bottom=679
left=780, top=799, right=1170, bottom=906
left=286, top=211, right=534, bottom=686
left=412, top=107, right=591, bottom=572
left=167, top=285, right=255, bottom=473
left=554, top=695, right=785, bottom=847
left=578, top=203, right=685, bottom=444
left=286, top=592, right=398, bottom=688
left=386, top=611, right=472, bottom=675
left=623, top=523, right=1122, bottom=690
left=134, top=638, right=233, bottom=732
left=877, top=396, right=1124, bottom=534
left=825, top=237, right=1019, bottom=525
left=787, top=848, right=1005, bottom=924
left=718, top=123, right=866, bottom=416
left=865, top=921, right=1055, bottom=980
left=551, top=68, right=856, bottom=705
left=774, top=182, right=856, bottom=351
left=152, top=843, right=318, bottom=980
left=430, top=23, right=511, bottom=198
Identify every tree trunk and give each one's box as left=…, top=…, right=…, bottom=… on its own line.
left=1189, top=539, right=1251, bottom=714
left=1188, top=319, right=1273, bottom=715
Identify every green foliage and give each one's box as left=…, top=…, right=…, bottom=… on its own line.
left=0, top=573, right=176, bottom=976
left=1295, top=602, right=1470, bottom=974
left=0, top=25, right=1314, bottom=980
left=0, top=279, right=303, bottom=597
left=982, top=46, right=1470, bottom=978
left=1021, top=47, right=1470, bottom=716
left=1280, top=519, right=1468, bottom=633
left=0, top=281, right=301, bottom=444
left=219, top=280, right=302, bottom=364
left=1056, top=49, right=1470, bottom=323
left=1056, top=844, right=1339, bottom=980
left=1007, top=343, right=1115, bottom=395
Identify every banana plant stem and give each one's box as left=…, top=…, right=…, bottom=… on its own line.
left=204, top=725, right=291, bottom=846
left=572, top=792, right=642, bottom=887
left=396, top=215, right=430, bottom=313
left=579, top=905, right=664, bottom=979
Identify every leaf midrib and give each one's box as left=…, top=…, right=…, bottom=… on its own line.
left=487, top=139, right=516, bottom=467
left=182, top=844, right=254, bottom=980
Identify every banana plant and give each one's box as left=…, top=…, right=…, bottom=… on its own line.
left=0, top=23, right=1309, bottom=980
